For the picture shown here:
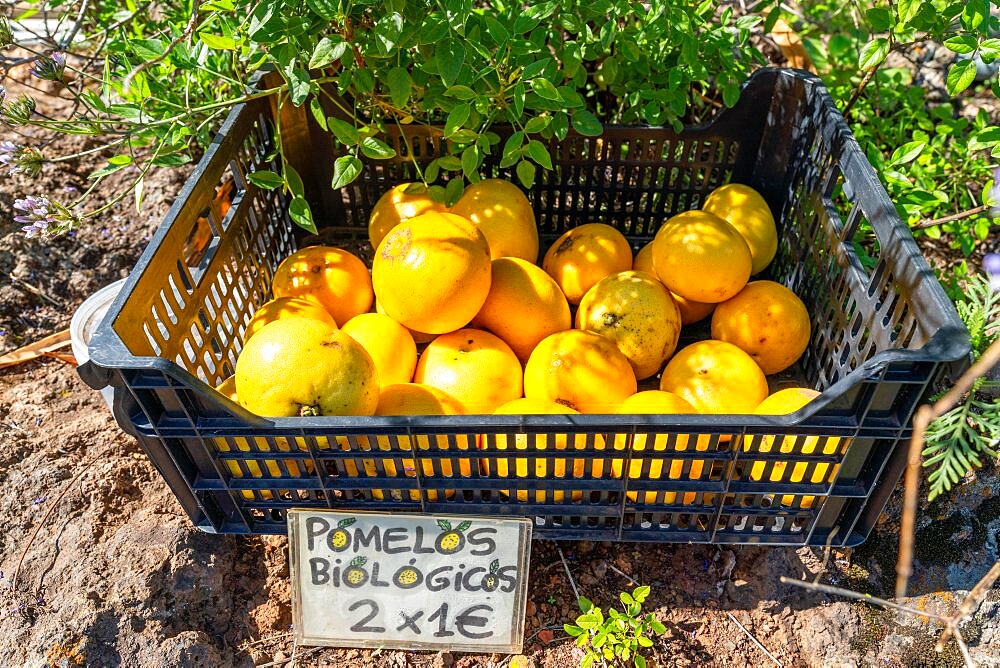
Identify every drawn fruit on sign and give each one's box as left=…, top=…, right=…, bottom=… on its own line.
left=435, top=519, right=471, bottom=554
left=393, top=561, right=423, bottom=589
left=480, top=559, right=501, bottom=592
left=343, top=556, right=369, bottom=587
left=328, top=517, right=356, bottom=552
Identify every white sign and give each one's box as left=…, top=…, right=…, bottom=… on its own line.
left=288, top=510, right=532, bottom=652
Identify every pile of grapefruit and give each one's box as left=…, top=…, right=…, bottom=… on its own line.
left=221, top=177, right=824, bottom=495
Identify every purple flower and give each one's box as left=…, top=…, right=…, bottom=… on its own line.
left=0, top=142, right=42, bottom=176
left=0, top=140, right=16, bottom=167
left=13, top=196, right=55, bottom=238
left=30, top=52, right=66, bottom=82
left=32, top=496, right=46, bottom=505
left=985, top=254, right=1000, bottom=292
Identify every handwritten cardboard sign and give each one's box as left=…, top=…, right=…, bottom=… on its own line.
left=288, top=510, right=532, bottom=652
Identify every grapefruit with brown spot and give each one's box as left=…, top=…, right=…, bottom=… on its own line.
left=524, top=330, right=637, bottom=413
left=711, top=280, right=811, bottom=374
left=271, top=246, right=373, bottom=326
left=659, top=340, right=767, bottom=414
left=414, top=329, right=523, bottom=414
left=483, top=398, right=604, bottom=502
left=542, top=223, right=632, bottom=304
left=235, top=317, right=379, bottom=417
left=576, top=270, right=681, bottom=380
left=372, top=212, right=492, bottom=334
left=368, top=182, right=447, bottom=249
left=472, top=257, right=571, bottom=361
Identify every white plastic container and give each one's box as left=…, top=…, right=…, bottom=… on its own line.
left=70, top=278, right=127, bottom=409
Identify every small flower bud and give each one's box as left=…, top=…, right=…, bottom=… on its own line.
left=0, top=18, right=13, bottom=48
left=1, top=95, right=36, bottom=127
left=30, top=52, right=66, bottom=82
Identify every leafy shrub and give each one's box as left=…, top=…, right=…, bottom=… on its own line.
left=564, top=586, right=666, bottom=668
left=0, top=0, right=766, bottom=234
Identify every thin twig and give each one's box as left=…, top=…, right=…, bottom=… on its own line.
left=122, top=7, right=199, bottom=93
left=556, top=545, right=581, bottom=602
left=779, top=576, right=949, bottom=621
left=725, top=612, right=783, bottom=668
left=239, top=632, right=294, bottom=650
left=8, top=274, right=63, bottom=307
left=608, top=563, right=638, bottom=586
left=936, top=560, right=1000, bottom=653
left=11, top=448, right=105, bottom=589
left=814, top=526, right=839, bottom=585
left=60, top=0, right=91, bottom=49
left=951, top=626, right=976, bottom=668
left=842, top=65, right=880, bottom=120
left=253, top=645, right=322, bottom=668
left=913, top=205, right=990, bottom=230
left=897, top=339, right=1000, bottom=599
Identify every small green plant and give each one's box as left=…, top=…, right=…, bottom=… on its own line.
left=563, top=585, right=665, bottom=668
left=922, top=272, right=1000, bottom=500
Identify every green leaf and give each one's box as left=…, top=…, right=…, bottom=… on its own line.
left=437, top=156, right=462, bottom=171
left=444, top=177, right=465, bottom=206
left=461, top=145, right=480, bottom=181
left=637, top=635, right=653, bottom=647
left=445, top=85, right=477, bottom=100
left=306, top=0, right=338, bottom=20
left=896, top=0, right=921, bottom=24
left=564, top=624, right=584, bottom=637
left=962, top=0, right=988, bottom=30
left=947, top=60, right=977, bottom=96
left=576, top=612, right=599, bottom=629
left=581, top=655, right=594, bottom=668
left=525, top=140, right=552, bottom=169
left=516, top=160, right=536, bottom=188
left=151, top=154, right=193, bottom=167
left=289, top=196, right=317, bottom=233
left=530, top=78, right=562, bottom=101
left=198, top=32, right=236, bottom=50
left=635, top=655, right=646, bottom=668
left=309, top=37, right=347, bottom=69
left=980, top=38, right=1000, bottom=61
left=328, top=118, right=360, bottom=146
left=551, top=112, right=569, bottom=141
left=578, top=596, right=594, bottom=613
left=248, top=170, right=284, bottom=189
left=286, top=67, right=311, bottom=106
left=633, top=585, right=650, bottom=602
left=865, top=8, right=893, bottom=32
left=437, top=38, right=465, bottom=87
left=445, top=103, right=471, bottom=137
left=571, top=110, right=602, bottom=137
left=620, top=592, right=635, bottom=606
left=331, top=155, right=363, bottom=189
left=360, top=137, right=397, bottom=160
left=593, top=627, right=609, bottom=648
left=890, top=140, right=927, bottom=165
left=309, top=98, right=327, bottom=130
left=386, top=67, right=412, bottom=108
left=131, top=38, right=166, bottom=61
left=512, top=82, right=525, bottom=118
left=523, top=115, right=550, bottom=133
left=970, top=126, right=1000, bottom=150
left=650, top=620, right=666, bottom=635
left=944, top=35, right=979, bottom=55
left=858, top=38, right=889, bottom=70
left=722, top=84, right=741, bottom=108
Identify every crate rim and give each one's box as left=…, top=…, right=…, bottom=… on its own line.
left=81, top=67, right=971, bottom=435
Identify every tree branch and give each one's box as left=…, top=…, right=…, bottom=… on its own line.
left=913, top=205, right=990, bottom=230
left=896, top=338, right=1000, bottom=599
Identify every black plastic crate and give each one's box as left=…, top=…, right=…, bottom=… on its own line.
left=81, top=69, right=969, bottom=545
